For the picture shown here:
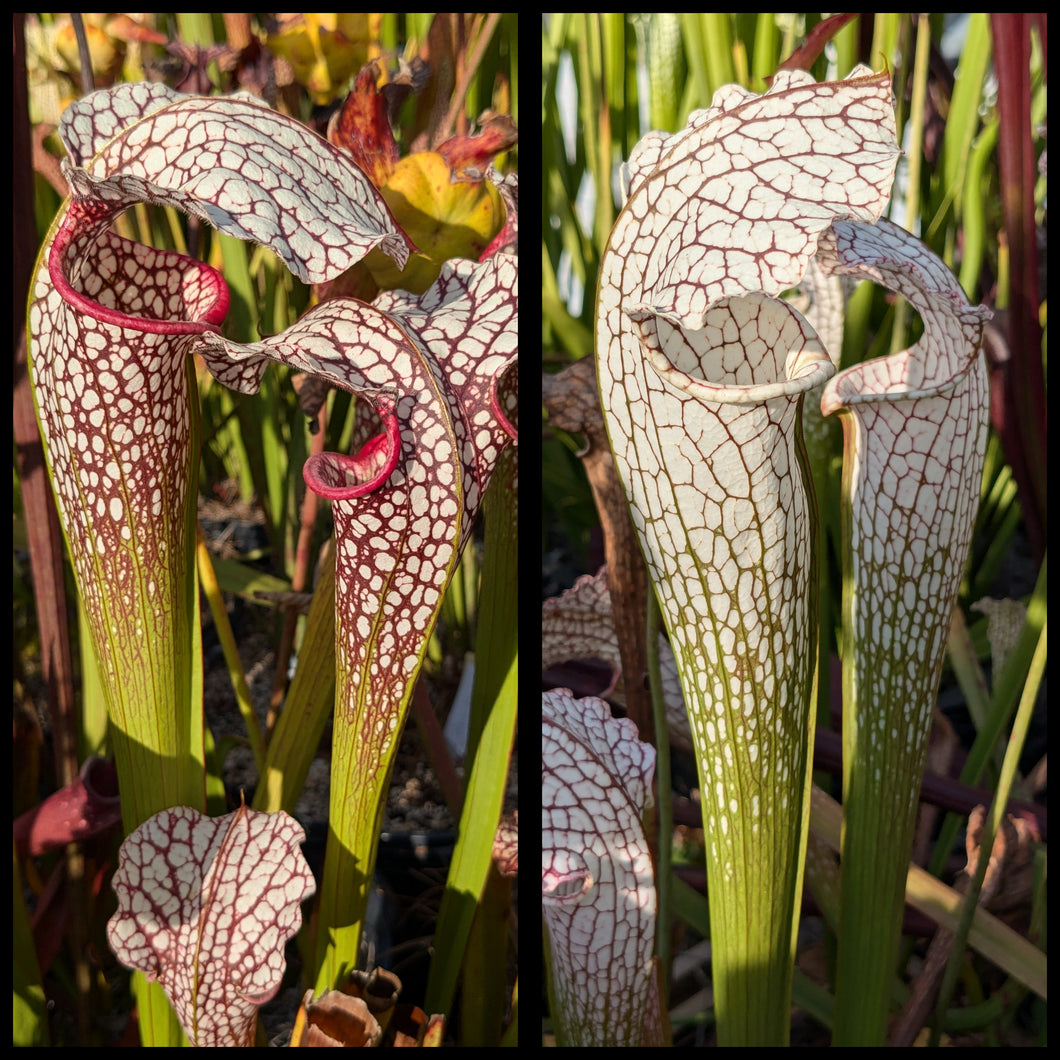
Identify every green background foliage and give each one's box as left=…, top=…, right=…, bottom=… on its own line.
left=541, top=12, right=1046, bottom=1047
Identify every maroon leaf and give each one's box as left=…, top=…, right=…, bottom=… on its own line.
left=329, top=61, right=402, bottom=187
left=772, top=14, right=860, bottom=79
left=13, top=756, right=121, bottom=859
left=988, top=13, right=1047, bottom=563
left=436, top=113, right=519, bottom=173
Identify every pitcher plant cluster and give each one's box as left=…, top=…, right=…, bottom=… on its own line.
left=542, top=57, right=1043, bottom=1047
left=20, top=16, right=517, bottom=1047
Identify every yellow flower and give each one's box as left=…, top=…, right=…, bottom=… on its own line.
left=266, top=13, right=381, bottom=105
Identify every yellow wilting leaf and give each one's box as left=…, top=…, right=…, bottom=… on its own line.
left=367, top=151, right=504, bottom=294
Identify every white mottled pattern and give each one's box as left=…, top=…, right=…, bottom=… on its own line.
left=27, top=84, right=520, bottom=842
left=542, top=566, right=622, bottom=673
left=27, top=84, right=418, bottom=762
left=819, top=218, right=990, bottom=771
left=200, top=174, right=519, bottom=983
left=375, top=253, right=518, bottom=551
left=594, top=67, right=901, bottom=1028
left=28, top=204, right=225, bottom=720
left=59, top=86, right=413, bottom=283
left=195, top=223, right=519, bottom=780
left=542, top=567, right=692, bottom=753
left=818, top=217, right=990, bottom=977
left=542, top=689, right=656, bottom=1047
left=107, top=804, right=315, bottom=1046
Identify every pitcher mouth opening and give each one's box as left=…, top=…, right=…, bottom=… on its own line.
left=303, top=396, right=402, bottom=501
left=48, top=206, right=229, bottom=337
left=629, top=295, right=835, bottom=406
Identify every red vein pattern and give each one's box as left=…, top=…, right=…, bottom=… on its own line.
left=818, top=217, right=990, bottom=1032
left=197, top=242, right=518, bottom=842
left=594, top=67, right=901, bottom=1042
left=26, top=84, right=414, bottom=832
left=820, top=216, right=991, bottom=783
left=28, top=77, right=517, bottom=1018
left=542, top=568, right=622, bottom=675
left=299, top=239, right=517, bottom=988
left=542, top=689, right=656, bottom=1046
left=107, top=804, right=315, bottom=1047
left=60, top=83, right=412, bottom=284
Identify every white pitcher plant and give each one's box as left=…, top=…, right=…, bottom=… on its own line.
left=542, top=688, right=662, bottom=1046
left=27, top=80, right=517, bottom=1046
left=543, top=65, right=994, bottom=1045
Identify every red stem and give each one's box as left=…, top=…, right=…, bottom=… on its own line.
left=267, top=403, right=326, bottom=739
left=989, top=13, right=1047, bottom=563
left=412, top=677, right=464, bottom=820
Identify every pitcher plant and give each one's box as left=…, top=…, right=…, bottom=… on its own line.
left=542, top=41, right=1020, bottom=1044
left=817, top=217, right=991, bottom=1043
left=21, top=13, right=517, bottom=1046
left=594, top=64, right=904, bottom=1045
